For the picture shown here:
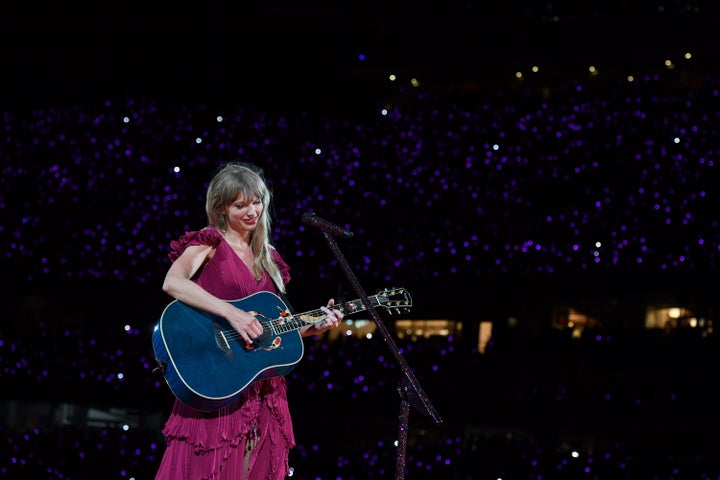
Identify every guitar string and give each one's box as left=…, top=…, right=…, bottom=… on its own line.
left=218, top=292, right=407, bottom=340
left=219, top=309, right=329, bottom=340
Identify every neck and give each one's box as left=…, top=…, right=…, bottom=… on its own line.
left=223, top=228, right=250, bottom=243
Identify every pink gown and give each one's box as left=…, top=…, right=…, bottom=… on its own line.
left=155, top=226, right=295, bottom=480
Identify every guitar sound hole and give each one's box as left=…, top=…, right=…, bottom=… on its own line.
left=248, top=328, right=273, bottom=349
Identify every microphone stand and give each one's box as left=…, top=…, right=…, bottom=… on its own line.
left=316, top=231, right=443, bottom=479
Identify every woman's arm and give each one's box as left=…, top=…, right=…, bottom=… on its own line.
left=162, top=244, right=264, bottom=344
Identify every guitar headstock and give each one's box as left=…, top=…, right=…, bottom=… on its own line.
left=375, top=287, right=412, bottom=315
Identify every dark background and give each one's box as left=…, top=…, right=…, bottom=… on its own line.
left=4, top=0, right=720, bottom=110
left=3, top=2, right=720, bottom=479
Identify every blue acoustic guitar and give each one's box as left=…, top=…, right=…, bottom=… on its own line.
left=152, top=287, right=412, bottom=411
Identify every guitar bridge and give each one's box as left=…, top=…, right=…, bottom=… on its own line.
left=214, top=324, right=236, bottom=361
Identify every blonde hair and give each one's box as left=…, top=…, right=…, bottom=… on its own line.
left=205, top=162, right=285, bottom=292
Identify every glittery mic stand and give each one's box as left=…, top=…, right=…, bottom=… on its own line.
left=316, top=231, right=443, bottom=480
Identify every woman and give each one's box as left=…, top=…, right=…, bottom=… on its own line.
left=155, top=162, right=343, bottom=480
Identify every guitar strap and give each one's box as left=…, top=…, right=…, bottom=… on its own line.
left=278, top=284, right=347, bottom=316
left=273, top=278, right=345, bottom=316
left=271, top=277, right=297, bottom=314
left=336, top=285, right=349, bottom=315
left=278, top=290, right=296, bottom=314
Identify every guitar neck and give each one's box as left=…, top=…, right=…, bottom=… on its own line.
left=293, top=295, right=378, bottom=326
left=265, top=287, right=411, bottom=335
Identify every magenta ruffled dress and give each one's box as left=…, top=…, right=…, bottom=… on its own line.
left=155, top=226, right=295, bottom=480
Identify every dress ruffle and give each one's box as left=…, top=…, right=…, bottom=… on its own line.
left=168, top=227, right=223, bottom=262
left=161, top=377, right=293, bottom=450
left=158, top=378, right=294, bottom=480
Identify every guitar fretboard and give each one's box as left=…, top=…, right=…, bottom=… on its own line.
left=271, top=295, right=379, bottom=333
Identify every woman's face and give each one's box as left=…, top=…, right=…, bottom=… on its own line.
left=225, top=193, right=263, bottom=234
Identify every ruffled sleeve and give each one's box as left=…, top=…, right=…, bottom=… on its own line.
left=168, top=227, right=223, bottom=262
left=270, top=246, right=291, bottom=285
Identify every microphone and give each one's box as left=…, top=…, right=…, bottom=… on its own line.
left=301, top=212, right=354, bottom=238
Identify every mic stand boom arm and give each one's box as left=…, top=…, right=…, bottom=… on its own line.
left=316, top=231, right=443, bottom=480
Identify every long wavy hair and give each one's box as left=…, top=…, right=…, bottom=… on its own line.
left=205, top=162, right=285, bottom=292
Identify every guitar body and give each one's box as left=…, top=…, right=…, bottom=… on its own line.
left=152, top=287, right=412, bottom=411
left=152, top=291, right=303, bottom=411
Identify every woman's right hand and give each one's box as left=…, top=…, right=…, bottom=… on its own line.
left=225, top=306, right=265, bottom=345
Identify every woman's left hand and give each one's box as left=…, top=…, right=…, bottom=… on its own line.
left=315, top=298, right=343, bottom=333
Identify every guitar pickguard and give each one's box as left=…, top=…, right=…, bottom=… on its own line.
left=265, top=336, right=282, bottom=351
